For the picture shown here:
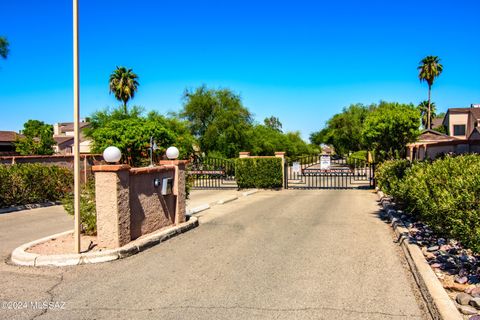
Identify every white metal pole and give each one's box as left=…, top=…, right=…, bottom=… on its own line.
left=73, top=0, right=81, bottom=253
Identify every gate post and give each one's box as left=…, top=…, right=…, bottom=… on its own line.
left=275, top=152, right=286, bottom=189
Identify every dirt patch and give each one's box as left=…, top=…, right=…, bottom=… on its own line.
left=26, top=233, right=108, bottom=255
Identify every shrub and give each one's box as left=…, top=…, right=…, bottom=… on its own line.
left=347, top=150, right=368, bottom=167
left=235, top=158, right=283, bottom=189
left=0, top=164, right=73, bottom=207
left=382, top=155, right=480, bottom=252
left=62, top=178, right=97, bottom=235
left=375, top=159, right=411, bottom=198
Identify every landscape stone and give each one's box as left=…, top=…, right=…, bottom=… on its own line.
left=458, top=305, right=478, bottom=315
left=457, top=276, right=469, bottom=284
left=471, top=287, right=480, bottom=297
left=469, top=315, right=480, bottom=320
left=457, top=292, right=473, bottom=305
left=425, top=252, right=436, bottom=260
left=428, top=245, right=440, bottom=252
left=470, top=297, right=480, bottom=309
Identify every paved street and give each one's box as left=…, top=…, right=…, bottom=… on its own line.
left=0, top=190, right=429, bottom=320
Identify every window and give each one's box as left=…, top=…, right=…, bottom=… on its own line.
left=453, top=124, right=466, bottom=136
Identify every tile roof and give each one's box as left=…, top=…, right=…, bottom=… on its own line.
left=0, top=131, right=21, bottom=142
left=58, top=122, right=90, bottom=133
left=53, top=136, right=74, bottom=144
left=447, top=107, right=480, bottom=119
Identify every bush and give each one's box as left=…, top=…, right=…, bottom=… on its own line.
left=235, top=158, right=283, bottom=189
left=375, top=159, right=411, bottom=198
left=0, top=164, right=73, bottom=207
left=346, top=150, right=368, bottom=167
left=62, top=178, right=97, bottom=235
left=381, top=155, right=480, bottom=252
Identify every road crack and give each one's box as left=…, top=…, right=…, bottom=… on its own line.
left=30, top=272, right=64, bottom=320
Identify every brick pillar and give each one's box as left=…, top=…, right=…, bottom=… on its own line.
left=239, top=152, right=250, bottom=158
left=275, top=152, right=286, bottom=189
left=92, top=164, right=131, bottom=248
left=159, top=160, right=188, bottom=225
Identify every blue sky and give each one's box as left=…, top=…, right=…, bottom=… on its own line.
left=1, top=1, right=479, bottom=140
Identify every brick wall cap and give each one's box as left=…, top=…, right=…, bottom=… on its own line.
left=92, top=164, right=131, bottom=172
left=129, top=165, right=175, bottom=175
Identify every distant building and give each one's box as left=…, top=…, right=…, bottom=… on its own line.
left=53, top=120, right=92, bottom=154
left=0, top=131, right=22, bottom=155
left=407, top=104, right=480, bottom=160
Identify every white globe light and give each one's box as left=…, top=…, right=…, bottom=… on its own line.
left=166, top=146, right=179, bottom=160
left=103, top=146, right=122, bottom=163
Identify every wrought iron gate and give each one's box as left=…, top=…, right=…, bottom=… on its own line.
left=284, top=154, right=375, bottom=189
left=189, top=157, right=237, bottom=189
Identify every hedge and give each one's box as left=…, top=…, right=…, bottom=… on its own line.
left=375, top=159, right=411, bottom=198
left=377, top=155, right=480, bottom=252
left=235, top=158, right=283, bottom=189
left=0, top=164, right=73, bottom=208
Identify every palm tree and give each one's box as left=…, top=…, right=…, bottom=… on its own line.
left=0, top=36, right=9, bottom=59
left=109, top=66, right=139, bottom=113
left=418, top=100, right=437, bottom=129
left=418, top=56, right=443, bottom=129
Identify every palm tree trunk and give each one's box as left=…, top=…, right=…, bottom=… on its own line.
left=427, top=85, right=431, bottom=130
left=123, top=102, right=127, bottom=114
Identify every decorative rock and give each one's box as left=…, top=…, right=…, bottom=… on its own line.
left=458, top=305, right=478, bottom=315
left=469, top=315, right=480, bottom=320
left=431, top=262, right=442, bottom=268
left=457, top=292, right=473, bottom=305
left=438, top=238, right=446, bottom=245
left=472, top=287, right=480, bottom=298
left=470, top=297, right=480, bottom=309
left=457, top=276, right=469, bottom=284
left=428, top=245, right=440, bottom=252
left=440, top=245, right=451, bottom=251
left=424, top=252, right=436, bottom=260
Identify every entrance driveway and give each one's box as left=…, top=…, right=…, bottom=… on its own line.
left=0, top=190, right=429, bottom=320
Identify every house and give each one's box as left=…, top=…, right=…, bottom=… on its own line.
left=0, top=131, right=22, bottom=155
left=53, top=121, right=92, bottom=154
left=407, top=104, right=480, bottom=160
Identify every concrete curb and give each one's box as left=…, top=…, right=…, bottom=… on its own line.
left=242, top=189, right=259, bottom=197
left=0, top=202, right=60, bottom=214
left=186, top=189, right=260, bottom=217
left=11, top=217, right=199, bottom=267
left=186, top=204, right=210, bottom=217
left=216, top=195, right=238, bottom=205
left=376, top=190, right=462, bottom=320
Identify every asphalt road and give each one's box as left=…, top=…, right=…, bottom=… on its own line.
left=0, top=190, right=430, bottom=320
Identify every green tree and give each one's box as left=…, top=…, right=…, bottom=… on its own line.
left=0, top=36, right=8, bottom=59
left=362, top=101, right=420, bottom=160
left=264, top=116, right=282, bottom=132
left=85, top=106, right=194, bottom=166
left=309, top=104, right=371, bottom=155
left=109, top=66, right=139, bottom=114
left=180, top=85, right=252, bottom=158
left=418, top=56, right=443, bottom=129
left=418, top=100, right=437, bottom=129
left=15, top=120, right=55, bottom=155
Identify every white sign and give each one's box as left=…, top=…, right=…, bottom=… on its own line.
left=320, top=155, right=331, bottom=170
left=292, top=162, right=301, bottom=174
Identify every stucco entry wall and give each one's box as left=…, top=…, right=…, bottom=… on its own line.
left=93, top=163, right=186, bottom=249
left=129, top=167, right=176, bottom=240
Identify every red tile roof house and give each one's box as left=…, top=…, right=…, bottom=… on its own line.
left=407, top=104, right=480, bottom=160
left=53, top=120, right=92, bottom=154
left=0, top=131, right=23, bottom=156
